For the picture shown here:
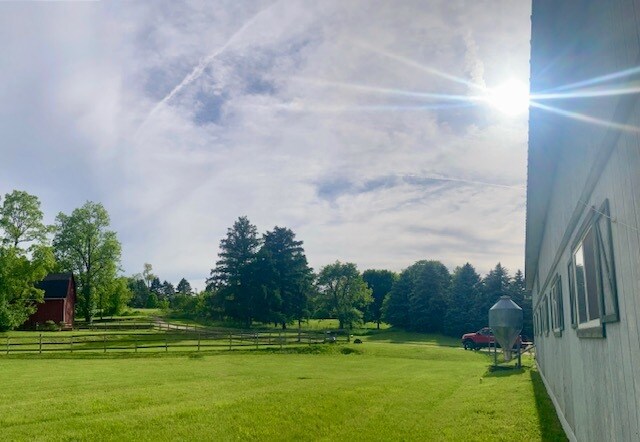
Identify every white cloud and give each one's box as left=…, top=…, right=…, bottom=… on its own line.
left=0, top=0, right=531, bottom=289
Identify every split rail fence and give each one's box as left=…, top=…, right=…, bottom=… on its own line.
left=1, top=321, right=349, bottom=355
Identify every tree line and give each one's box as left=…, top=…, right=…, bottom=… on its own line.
left=172, top=216, right=532, bottom=338
left=0, top=190, right=531, bottom=337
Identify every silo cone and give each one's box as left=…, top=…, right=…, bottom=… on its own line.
left=489, top=295, right=523, bottom=362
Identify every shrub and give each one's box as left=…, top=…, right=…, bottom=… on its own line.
left=43, top=320, right=59, bottom=331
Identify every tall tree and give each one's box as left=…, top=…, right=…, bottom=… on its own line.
left=383, top=260, right=450, bottom=333
left=176, top=278, right=192, bottom=295
left=53, top=202, right=121, bottom=322
left=161, top=280, right=175, bottom=302
left=476, top=263, right=511, bottom=328
left=0, top=190, right=48, bottom=248
left=383, top=266, right=414, bottom=329
left=510, top=269, right=533, bottom=338
left=362, top=269, right=397, bottom=329
left=315, top=261, right=372, bottom=329
left=127, top=277, right=149, bottom=308
left=408, top=260, right=451, bottom=333
left=260, top=226, right=314, bottom=328
left=443, top=263, right=482, bottom=337
left=105, top=277, right=132, bottom=316
left=0, top=244, right=55, bottom=331
left=142, top=263, right=155, bottom=290
left=208, top=216, right=260, bottom=326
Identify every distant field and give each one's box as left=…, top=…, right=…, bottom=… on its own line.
left=0, top=331, right=565, bottom=441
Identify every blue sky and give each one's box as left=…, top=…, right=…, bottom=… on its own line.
left=0, top=1, right=531, bottom=289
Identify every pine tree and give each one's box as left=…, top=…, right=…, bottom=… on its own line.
left=443, top=263, right=481, bottom=337
left=510, top=269, right=533, bottom=338
left=259, top=227, right=313, bottom=328
left=475, top=263, right=511, bottom=329
left=208, top=216, right=260, bottom=326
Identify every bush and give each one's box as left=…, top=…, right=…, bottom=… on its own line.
left=42, top=320, right=59, bottom=331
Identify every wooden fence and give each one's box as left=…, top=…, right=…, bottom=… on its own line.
left=1, top=327, right=349, bottom=355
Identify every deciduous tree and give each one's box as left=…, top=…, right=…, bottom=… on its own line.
left=53, top=202, right=121, bottom=322
left=0, top=190, right=48, bottom=248
left=316, top=261, right=372, bottom=329
left=0, top=245, right=55, bottom=331
left=362, top=269, right=397, bottom=329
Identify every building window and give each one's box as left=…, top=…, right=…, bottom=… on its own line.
left=568, top=199, right=619, bottom=338
left=551, top=276, right=564, bottom=336
left=543, top=296, right=550, bottom=336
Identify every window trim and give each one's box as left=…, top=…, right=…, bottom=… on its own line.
left=567, top=199, right=620, bottom=339
left=552, top=275, right=564, bottom=337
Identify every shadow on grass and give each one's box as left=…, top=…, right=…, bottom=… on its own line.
left=530, top=369, right=569, bottom=441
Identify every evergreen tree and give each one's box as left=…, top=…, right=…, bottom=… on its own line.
left=408, top=261, right=450, bottom=333
left=443, top=263, right=481, bottom=337
left=510, top=269, right=533, bottom=339
left=362, top=269, right=397, bottom=329
left=383, top=267, right=414, bottom=329
left=150, top=277, right=162, bottom=298
left=475, top=263, right=511, bottom=329
left=259, top=227, right=313, bottom=328
left=161, top=280, right=175, bottom=302
left=176, top=278, right=192, bottom=295
left=208, top=216, right=261, bottom=326
left=127, top=277, right=149, bottom=308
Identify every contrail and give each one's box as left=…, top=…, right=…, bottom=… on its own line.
left=137, top=2, right=278, bottom=133
left=403, top=173, right=525, bottom=190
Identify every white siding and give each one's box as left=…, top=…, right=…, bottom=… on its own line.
left=530, top=2, right=640, bottom=440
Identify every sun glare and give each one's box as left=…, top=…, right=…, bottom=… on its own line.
left=484, top=79, right=530, bottom=116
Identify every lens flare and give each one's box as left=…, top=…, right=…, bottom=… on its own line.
left=484, top=79, right=530, bottom=116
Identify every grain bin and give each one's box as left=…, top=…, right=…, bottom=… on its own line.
left=488, top=295, right=523, bottom=362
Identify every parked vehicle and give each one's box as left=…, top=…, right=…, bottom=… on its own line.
left=461, top=327, right=523, bottom=350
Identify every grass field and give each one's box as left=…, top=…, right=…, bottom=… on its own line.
left=0, top=329, right=566, bottom=441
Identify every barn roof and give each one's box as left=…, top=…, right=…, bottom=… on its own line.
left=37, top=273, right=75, bottom=299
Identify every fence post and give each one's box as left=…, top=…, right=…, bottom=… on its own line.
left=103, top=334, right=107, bottom=353
left=134, top=335, right=138, bottom=353
left=255, top=333, right=259, bottom=350
left=39, top=333, right=42, bottom=354
left=70, top=335, right=73, bottom=353
left=279, top=332, right=282, bottom=349
left=6, top=336, right=9, bottom=355
left=229, top=332, right=232, bottom=350
left=165, top=335, right=168, bottom=352
left=197, top=334, right=201, bottom=352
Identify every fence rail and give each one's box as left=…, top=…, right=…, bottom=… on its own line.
left=1, top=323, right=349, bottom=356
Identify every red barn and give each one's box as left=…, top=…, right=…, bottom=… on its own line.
left=24, top=273, right=76, bottom=329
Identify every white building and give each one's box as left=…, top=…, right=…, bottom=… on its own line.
left=526, top=1, right=640, bottom=441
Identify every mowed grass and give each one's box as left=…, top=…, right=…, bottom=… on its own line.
left=0, top=336, right=565, bottom=442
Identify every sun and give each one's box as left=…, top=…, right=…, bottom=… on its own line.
left=484, top=79, right=530, bottom=116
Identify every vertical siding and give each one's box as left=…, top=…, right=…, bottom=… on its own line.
left=530, top=1, right=640, bottom=440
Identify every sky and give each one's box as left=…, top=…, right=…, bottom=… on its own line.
left=0, top=1, right=532, bottom=290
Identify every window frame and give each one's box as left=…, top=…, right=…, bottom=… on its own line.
left=567, top=199, right=619, bottom=339
left=552, top=275, right=564, bottom=336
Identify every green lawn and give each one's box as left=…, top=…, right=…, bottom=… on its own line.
left=0, top=335, right=565, bottom=441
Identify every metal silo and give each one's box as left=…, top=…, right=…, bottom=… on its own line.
left=489, top=295, right=523, bottom=362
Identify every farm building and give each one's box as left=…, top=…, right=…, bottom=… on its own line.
left=526, top=1, right=640, bottom=441
left=24, top=272, right=76, bottom=329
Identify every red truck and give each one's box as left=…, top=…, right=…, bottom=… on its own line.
left=461, top=327, right=524, bottom=350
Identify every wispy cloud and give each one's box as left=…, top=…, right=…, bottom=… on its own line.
left=0, top=0, right=532, bottom=289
